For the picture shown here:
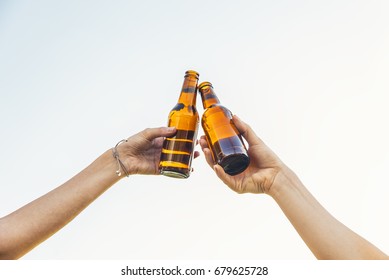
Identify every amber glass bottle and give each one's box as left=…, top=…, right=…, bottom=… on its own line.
left=199, top=82, right=250, bottom=175
left=159, top=70, right=200, bottom=178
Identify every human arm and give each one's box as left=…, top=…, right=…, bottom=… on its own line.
left=200, top=115, right=388, bottom=260
left=0, top=126, right=179, bottom=259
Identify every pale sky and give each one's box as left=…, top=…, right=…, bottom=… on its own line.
left=1, top=0, right=389, bottom=259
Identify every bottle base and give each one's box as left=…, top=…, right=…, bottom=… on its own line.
left=160, top=170, right=190, bottom=179
left=220, top=154, right=250, bottom=176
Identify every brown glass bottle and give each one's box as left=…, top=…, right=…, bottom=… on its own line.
left=199, top=82, right=250, bottom=176
left=159, top=70, right=200, bottom=178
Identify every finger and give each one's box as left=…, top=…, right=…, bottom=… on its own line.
left=214, top=165, right=245, bottom=194
left=141, top=127, right=176, bottom=141
left=213, top=165, right=235, bottom=190
left=199, top=137, right=215, bottom=167
left=193, top=150, right=200, bottom=159
left=199, top=135, right=208, bottom=150
left=233, top=115, right=263, bottom=146
left=193, top=140, right=200, bottom=159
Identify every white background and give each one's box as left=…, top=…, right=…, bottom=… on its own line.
left=1, top=0, right=389, bottom=259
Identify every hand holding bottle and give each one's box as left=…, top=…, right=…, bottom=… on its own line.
left=117, top=127, right=188, bottom=176
left=199, top=115, right=290, bottom=194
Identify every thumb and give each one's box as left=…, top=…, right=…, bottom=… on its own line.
left=142, top=126, right=176, bottom=141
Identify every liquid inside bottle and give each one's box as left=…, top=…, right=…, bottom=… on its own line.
left=159, top=70, right=199, bottom=179
left=199, top=81, right=250, bottom=176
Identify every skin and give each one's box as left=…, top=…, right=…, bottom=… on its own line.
left=1, top=118, right=387, bottom=260
left=0, top=126, right=197, bottom=260
left=199, top=115, right=389, bottom=260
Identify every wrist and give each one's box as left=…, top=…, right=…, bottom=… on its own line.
left=266, top=164, right=304, bottom=199
left=112, top=140, right=131, bottom=177
left=92, top=149, right=126, bottom=184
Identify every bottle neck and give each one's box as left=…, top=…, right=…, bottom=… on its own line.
left=198, top=82, right=220, bottom=109
left=178, top=71, right=199, bottom=106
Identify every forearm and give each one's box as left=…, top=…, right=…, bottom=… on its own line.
left=269, top=167, right=388, bottom=260
left=0, top=149, right=120, bottom=259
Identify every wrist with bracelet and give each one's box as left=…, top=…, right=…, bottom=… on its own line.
left=112, top=139, right=130, bottom=177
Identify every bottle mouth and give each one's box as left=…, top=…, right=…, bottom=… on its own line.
left=185, top=70, right=200, bottom=79
left=198, top=81, right=213, bottom=90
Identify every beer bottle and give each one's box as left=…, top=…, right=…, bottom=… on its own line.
left=159, top=70, right=200, bottom=178
left=198, top=82, right=250, bottom=176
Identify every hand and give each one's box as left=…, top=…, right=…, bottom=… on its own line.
left=199, top=115, right=285, bottom=194
left=118, top=127, right=200, bottom=176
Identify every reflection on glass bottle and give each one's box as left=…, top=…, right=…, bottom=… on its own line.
left=199, top=81, right=250, bottom=176
left=159, top=70, right=199, bottom=178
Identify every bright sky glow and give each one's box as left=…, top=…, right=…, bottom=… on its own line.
left=1, top=0, right=389, bottom=259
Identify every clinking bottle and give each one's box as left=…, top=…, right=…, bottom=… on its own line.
left=159, top=70, right=200, bottom=178
left=198, top=81, right=250, bottom=175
